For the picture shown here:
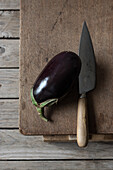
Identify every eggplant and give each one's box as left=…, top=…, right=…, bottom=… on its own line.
left=31, top=51, right=81, bottom=121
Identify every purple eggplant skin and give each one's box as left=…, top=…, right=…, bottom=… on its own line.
left=33, top=51, right=81, bottom=104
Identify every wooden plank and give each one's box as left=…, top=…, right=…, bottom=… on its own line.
left=0, top=160, right=113, bottom=169
left=20, top=0, right=113, bottom=135
left=43, top=134, right=113, bottom=142
left=0, top=99, right=18, bottom=128
left=0, top=130, right=113, bottom=159
left=0, top=11, right=19, bottom=38
left=0, top=69, right=19, bottom=98
left=0, top=0, right=20, bottom=10
left=0, top=40, right=19, bottom=67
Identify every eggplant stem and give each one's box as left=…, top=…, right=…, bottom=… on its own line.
left=36, top=107, right=48, bottom=122
left=40, top=98, right=58, bottom=108
left=30, top=88, right=38, bottom=106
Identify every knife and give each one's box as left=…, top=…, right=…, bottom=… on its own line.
left=77, top=21, right=96, bottom=147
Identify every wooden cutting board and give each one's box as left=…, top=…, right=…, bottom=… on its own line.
left=19, top=0, right=113, bottom=135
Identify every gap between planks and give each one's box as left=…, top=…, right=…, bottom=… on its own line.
left=0, top=159, right=113, bottom=161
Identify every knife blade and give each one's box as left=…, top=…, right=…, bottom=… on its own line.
left=77, top=21, right=96, bottom=147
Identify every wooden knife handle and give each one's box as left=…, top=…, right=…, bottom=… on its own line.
left=77, top=96, right=88, bottom=147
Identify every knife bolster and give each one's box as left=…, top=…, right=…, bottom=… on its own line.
left=80, top=93, right=86, bottom=98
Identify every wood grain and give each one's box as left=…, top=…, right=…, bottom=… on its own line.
left=77, top=97, right=88, bottom=147
left=0, top=0, right=20, bottom=9
left=0, top=130, right=113, bottom=159
left=0, top=69, right=19, bottom=98
left=20, top=0, right=113, bottom=135
left=0, top=11, right=19, bottom=38
left=0, top=160, right=113, bottom=170
left=44, top=134, right=113, bottom=142
left=0, top=40, right=19, bottom=67
left=0, top=99, right=18, bottom=128
left=0, top=0, right=112, bottom=168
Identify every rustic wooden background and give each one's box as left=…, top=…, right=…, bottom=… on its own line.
left=20, top=0, right=113, bottom=135
left=0, top=0, right=113, bottom=169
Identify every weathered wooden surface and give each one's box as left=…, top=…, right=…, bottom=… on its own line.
left=0, top=130, right=113, bottom=159
left=43, top=134, right=113, bottom=142
left=0, top=99, right=18, bottom=128
left=0, top=69, right=19, bottom=97
left=0, top=0, right=113, bottom=169
left=0, top=11, right=19, bottom=38
left=0, top=40, right=19, bottom=67
left=0, top=160, right=113, bottom=170
left=0, top=0, right=20, bottom=9
left=20, top=0, right=113, bottom=135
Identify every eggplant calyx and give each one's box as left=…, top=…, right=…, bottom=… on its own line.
left=40, top=98, right=58, bottom=108
left=37, top=99, right=58, bottom=122
left=47, top=99, right=58, bottom=106
left=36, top=107, right=48, bottom=122
left=31, top=89, right=58, bottom=121
left=30, top=88, right=38, bottom=107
